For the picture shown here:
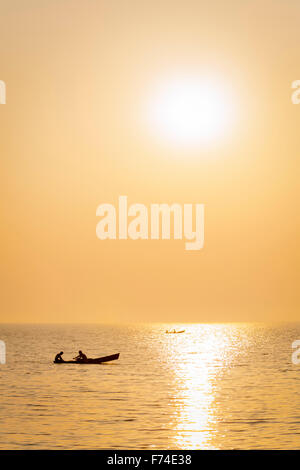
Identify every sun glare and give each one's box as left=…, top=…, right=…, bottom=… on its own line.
left=148, top=76, right=234, bottom=147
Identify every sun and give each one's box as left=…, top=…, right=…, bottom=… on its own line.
left=148, top=76, right=234, bottom=147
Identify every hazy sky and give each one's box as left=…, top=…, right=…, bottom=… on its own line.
left=0, top=0, right=299, bottom=323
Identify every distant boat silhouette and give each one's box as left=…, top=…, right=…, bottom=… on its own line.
left=165, top=330, right=185, bottom=334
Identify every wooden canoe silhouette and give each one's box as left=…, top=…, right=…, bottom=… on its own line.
left=54, top=353, right=120, bottom=364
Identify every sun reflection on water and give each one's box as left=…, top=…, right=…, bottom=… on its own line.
left=162, top=324, right=242, bottom=449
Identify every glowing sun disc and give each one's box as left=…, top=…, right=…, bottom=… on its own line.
left=148, top=77, right=234, bottom=146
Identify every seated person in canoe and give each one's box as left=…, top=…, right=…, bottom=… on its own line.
left=54, top=351, right=65, bottom=363
left=73, top=350, right=88, bottom=362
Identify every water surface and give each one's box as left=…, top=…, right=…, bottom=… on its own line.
left=0, top=323, right=299, bottom=449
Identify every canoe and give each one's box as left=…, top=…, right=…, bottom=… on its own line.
left=166, top=330, right=185, bottom=334
left=54, top=353, right=120, bottom=364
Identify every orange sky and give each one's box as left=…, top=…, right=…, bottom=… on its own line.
left=0, top=0, right=299, bottom=323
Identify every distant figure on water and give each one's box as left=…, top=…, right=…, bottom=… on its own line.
left=74, top=350, right=88, bottom=362
left=54, top=351, right=64, bottom=363
left=165, top=329, right=185, bottom=334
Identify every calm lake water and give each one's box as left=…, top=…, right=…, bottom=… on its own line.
left=0, top=323, right=300, bottom=449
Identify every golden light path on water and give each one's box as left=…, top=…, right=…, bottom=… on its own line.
left=161, top=324, right=246, bottom=449
left=173, top=350, right=214, bottom=448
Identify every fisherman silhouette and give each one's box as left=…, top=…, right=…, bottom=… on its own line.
left=54, top=351, right=64, bottom=363
left=74, top=350, right=88, bottom=362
